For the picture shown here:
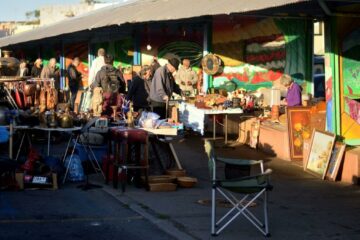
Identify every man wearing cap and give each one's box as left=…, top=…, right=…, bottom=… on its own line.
left=150, top=58, right=182, bottom=119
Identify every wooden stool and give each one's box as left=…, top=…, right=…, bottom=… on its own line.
left=108, top=128, right=149, bottom=191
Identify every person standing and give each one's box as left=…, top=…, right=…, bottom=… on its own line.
left=91, top=54, right=126, bottom=115
left=280, top=74, right=302, bottom=107
left=17, top=59, right=29, bottom=77
left=175, top=58, right=198, bottom=94
left=31, top=58, right=42, bottom=78
left=149, top=58, right=181, bottom=119
left=88, top=48, right=106, bottom=87
left=196, top=65, right=204, bottom=94
left=67, top=57, right=82, bottom=109
left=41, top=58, right=60, bottom=88
left=126, top=65, right=152, bottom=112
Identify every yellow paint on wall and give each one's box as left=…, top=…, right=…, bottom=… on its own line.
left=341, top=113, right=360, bottom=140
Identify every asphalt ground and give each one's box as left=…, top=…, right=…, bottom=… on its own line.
left=0, top=184, right=173, bottom=240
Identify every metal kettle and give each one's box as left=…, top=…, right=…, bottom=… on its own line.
left=59, top=109, right=73, bottom=128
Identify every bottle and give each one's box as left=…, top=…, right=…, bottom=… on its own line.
left=127, top=102, right=134, bottom=128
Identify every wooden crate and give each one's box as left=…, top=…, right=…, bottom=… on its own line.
left=341, top=147, right=360, bottom=184
left=16, top=172, right=58, bottom=190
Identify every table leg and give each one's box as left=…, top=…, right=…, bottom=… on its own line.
left=150, top=139, right=166, bottom=172
left=88, top=146, right=105, bottom=179
left=63, top=134, right=79, bottom=184
left=47, top=131, right=51, bottom=156
left=27, top=132, right=32, bottom=147
left=225, top=114, right=228, bottom=145
left=213, top=115, right=216, bottom=140
left=9, top=122, right=13, bottom=160
left=62, top=134, right=74, bottom=163
left=169, top=142, right=182, bottom=170
left=15, top=132, right=26, bottom=161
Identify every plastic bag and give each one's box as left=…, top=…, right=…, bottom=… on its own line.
left=64, top=154, right=85, bottom=182
left=0, top=126, right=9, bottom=143
left=138, top=111, right=160, bottom=128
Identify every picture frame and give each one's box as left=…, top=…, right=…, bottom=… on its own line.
left=305, top=129, right=336, bottom=179
left=287, top=106, right=312, bottom=160
left=325, top=142, right=346, bottom=181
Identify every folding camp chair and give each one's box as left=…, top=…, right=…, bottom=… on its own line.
left=204, top=139, right=273, bottom=237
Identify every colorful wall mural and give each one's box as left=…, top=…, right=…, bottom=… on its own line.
left=326, top=11, right=360, bottom=144
left=140, top=23, right=203, bottom=66
left=212, top=16, right=312, bottom=93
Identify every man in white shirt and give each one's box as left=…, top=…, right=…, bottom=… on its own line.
left=88, top=48, right=106, bottom=86
left=175, top=58, right=198, bottom=94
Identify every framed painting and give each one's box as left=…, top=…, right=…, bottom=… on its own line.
left=325, top=142, right=346, bottom=181
left=305, top=129, right=336, bottom=179
left=287, top=107, right=312, bottom=160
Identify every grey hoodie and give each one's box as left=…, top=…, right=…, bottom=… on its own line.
left=149, top=65, right=181, bottom=103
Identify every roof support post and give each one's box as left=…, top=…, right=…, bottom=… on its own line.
left=60, top=41, right=66, bottom=90
left=133, top=27, right=141, bottom=65
left=202, top=19, right=212, bottom=93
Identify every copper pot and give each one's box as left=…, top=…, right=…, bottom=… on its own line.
left=0, top=50, right=20, bottom=76
left=59, top=110, right=73, bottom=128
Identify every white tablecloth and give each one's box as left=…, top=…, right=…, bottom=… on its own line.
left=178, top=102, right=243, bottom=135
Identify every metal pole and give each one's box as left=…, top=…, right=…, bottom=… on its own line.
left=9, top=121, right=13, bottom=160
left=47, top=131, right=51, bottom=156
left=213, top=114, right=216, bottom=140
left=225, top=114, right=228, bottom=144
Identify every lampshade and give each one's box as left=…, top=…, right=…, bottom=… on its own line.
left=270, top=88, right=281, bottom=106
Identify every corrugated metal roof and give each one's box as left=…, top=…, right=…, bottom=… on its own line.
left=0, top=0, right=309, bottom=48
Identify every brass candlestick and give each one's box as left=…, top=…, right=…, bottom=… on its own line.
left=111, top=106, right=117, bottom=121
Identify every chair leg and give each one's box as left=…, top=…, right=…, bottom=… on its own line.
left=211, top=186, right=217, bottom=236
left=105, top=160, right=109, bottom=184
left=264, top=191, right=270, bottom=237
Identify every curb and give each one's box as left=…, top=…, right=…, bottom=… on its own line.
left=101, top=185, right=198, bottom=240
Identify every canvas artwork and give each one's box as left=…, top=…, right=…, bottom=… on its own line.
left=287, top=107, right=312, bottom=160
left=306, top=129, right=336, bottom=178
left=325, top=142, right=346, bottom=181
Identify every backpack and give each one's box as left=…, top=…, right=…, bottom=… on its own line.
left=106, top=70, right=120, bottom=93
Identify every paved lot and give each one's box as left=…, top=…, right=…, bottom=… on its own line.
left=0, top=185, right=173, bottom=240
left=107, top=136, right=360, bottom=240
left=2, top=133, right=360, bottom=240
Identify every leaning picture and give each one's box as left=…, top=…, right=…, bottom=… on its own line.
left=305, top=129, right=336, bottom=179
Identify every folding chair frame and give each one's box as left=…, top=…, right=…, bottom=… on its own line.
left=205, top=140, right=272, bottom=237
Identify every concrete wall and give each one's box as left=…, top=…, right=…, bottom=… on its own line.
left=39, top=3, right=111, bottom=26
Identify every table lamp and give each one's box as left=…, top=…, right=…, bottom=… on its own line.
left=270, top=88, right=281, bottom=121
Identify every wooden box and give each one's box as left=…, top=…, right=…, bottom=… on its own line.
left=341, top=147, right=360, bottom=184
left=259, top=123, right=290, bottom=161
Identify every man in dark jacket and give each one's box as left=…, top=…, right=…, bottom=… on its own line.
left=91, top=54, right=125, bottom=93
left=91, top=54, right=125, bottom=115
left=67, top=57, right=82, bottom=110
left=149, top=58, right=181, bottom=119
left=126, top=65, right=152, bottom=112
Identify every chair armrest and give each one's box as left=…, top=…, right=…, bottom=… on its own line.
left=216, top=157, right=263, bottom=166
left=218, top=169, right=272, bottom=183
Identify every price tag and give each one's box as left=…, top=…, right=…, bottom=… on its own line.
left=32, top=176, right=47, bottom=184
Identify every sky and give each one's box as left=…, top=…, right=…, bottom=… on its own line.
left=0, top=0, right=115, bottom=21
